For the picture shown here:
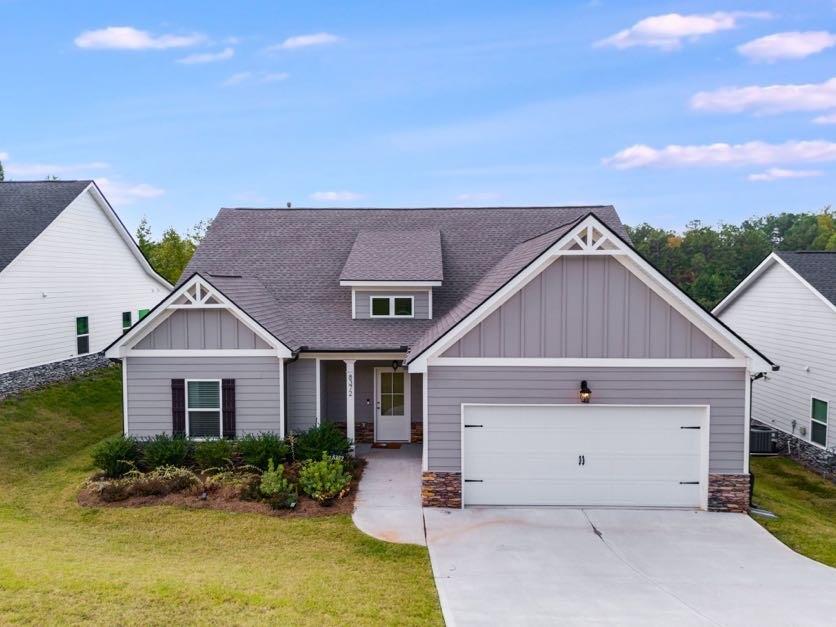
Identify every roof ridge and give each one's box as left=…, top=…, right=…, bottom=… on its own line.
left=0, top=179, right=92, bottom=184
left=224, top=205, right=614, bottom=212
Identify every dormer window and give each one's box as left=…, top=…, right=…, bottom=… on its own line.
left=371, top=296, right=414, bottom=318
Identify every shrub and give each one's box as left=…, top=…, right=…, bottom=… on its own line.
left=141, top=434, right=191, bottom=469
left=236, top=433, right=289, bottom=470
left=193, top=438, right=234, bottom=470
left=259, top=459, right=298, bottom=509
left=89, top=466, right=200, bottom=502
left=298, top=453, right=351, bottom=504
left=204, top=467, right=262, bottom=500
left=91, top=435, right=140, bottom=478
left=292, top=423, right=352, bottom=462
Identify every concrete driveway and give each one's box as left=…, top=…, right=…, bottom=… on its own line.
left=424, top=508, right=836, bottom=626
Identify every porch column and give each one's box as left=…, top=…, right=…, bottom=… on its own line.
left=344, top=359, right=356, bottom=445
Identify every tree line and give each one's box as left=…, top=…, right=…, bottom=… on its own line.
left=135, top=217, right=212, bottom=284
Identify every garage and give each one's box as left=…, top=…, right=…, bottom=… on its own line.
left=462, top=404, right=708, bottom=508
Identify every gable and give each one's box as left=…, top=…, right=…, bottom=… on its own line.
left=134, top=309, right=272, bottom=350
left=441, top=256, right=731, bottom=359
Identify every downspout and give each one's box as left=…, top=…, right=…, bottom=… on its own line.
left=283, top=347, right=305, bottom=436
left=748, top=366, right=779, bottom=506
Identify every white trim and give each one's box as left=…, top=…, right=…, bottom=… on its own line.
left=428, top=289, right=433, bottom=319
left=744, top=368, right=752, bottom=474
left=422, top=371, right=429, bottom=471
left=714, top=252, right=836, bottom=317
left=373, top=366, right=411, bottom=442
left=459, top=402, right=710, bottom=511
left=75, top=315, right=90, bottom=355
left=340, top=280, right=441, bottom=287
left=122, top=358, right=129, bottom=434
left=428, top=357, right=747, bottom=368
left=315, top=357, right=322, bottom=426
left=369, top=295, right=415, bottom=318
left=184, top=379, right=223, bottom=438
left=810, top=396, right=829, bottom=448
left=301, top=352, right=406, bottom=360
left=351, top=288, right=356, bottom=319
left=279, top=358, right=286, bottom=438
left=125, top=349, right=279, bottom=358
left=409, top=215, right=773, bottom=373
left=344, top=360, right=356, bottom=446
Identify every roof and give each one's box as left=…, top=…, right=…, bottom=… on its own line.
left=774, top=251, right=836, bottom=306
left=340, top=229, right=443, bottom=282
left=181, top=206, right=628, bottom=351
left=0, top=180, right=91, bottom=272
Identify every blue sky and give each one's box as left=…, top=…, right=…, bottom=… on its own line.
left=1, top=1, right=835, bottom=233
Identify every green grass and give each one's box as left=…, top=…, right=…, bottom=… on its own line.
left=0, top=367, right=442, bottom=625
left=750, top=456, right=836, bottom=568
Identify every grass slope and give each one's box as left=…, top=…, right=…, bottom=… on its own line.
left=750, top=456, right=836, bottom=568
left=0, top=367, right=442, bottom=625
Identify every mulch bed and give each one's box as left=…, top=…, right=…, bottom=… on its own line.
left=78, top=459, right=366, bottom=518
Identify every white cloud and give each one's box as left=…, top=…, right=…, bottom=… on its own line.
left=738, top=31, right=836, bottom=61
left=604, top=140, right=836, bottom=169
left=96, top=178, right=165, bottom=205
left=455, top=192, right=502, bottom=202
left=691, top=77, right=836, bottom=114
left=222, top=71, right=289, bottom=86
left=747, top=167, right=823, bottom=181
left=813, top=112, right=836, bottom=124
left=3, top=160, right=109, bottom=178
left=596, top=11, right=769, bottom=51
left=177, top=47, right=234, bottom=64
left=74, top=26, right=205, bottom=50
left=266, top=32, right=342, bottom=51
left=310, top=191, right=363, bottom=201
left=0, top=151, right=8, bottom=161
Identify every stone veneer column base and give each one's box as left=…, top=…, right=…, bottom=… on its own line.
left=334, top=421, right=374, bottom=444
left=421, top=472, right=462, bottom=508
left=708, top=474, right=750, bottom=512
left=411, top=422, right=423, bottom=444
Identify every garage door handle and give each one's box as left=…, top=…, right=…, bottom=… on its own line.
left=464, top=479, right=483, bottom=483
left=578, top=455, right=585, bottom=466
left=464, top=424, right=483, bottom=428
left=679, top=481, right=699, bottom=485
left=681, top=426, right=701, bottom=430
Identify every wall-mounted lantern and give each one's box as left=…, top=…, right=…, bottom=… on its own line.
left=392, top=360, right=401, bottom=372
left=579, top=380, right=592, bottom=404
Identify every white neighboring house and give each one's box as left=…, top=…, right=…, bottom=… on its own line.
left=0, top=181, right=171, bottom=375
left=714, top=251, right=836, bottom=459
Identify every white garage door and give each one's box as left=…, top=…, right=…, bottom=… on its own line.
left=462, top=404, right=707, bottom=508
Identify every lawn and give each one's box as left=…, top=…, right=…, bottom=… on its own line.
left=0, top=366, right=442, bottom=625
left=750, top=456, right=836, bottom=568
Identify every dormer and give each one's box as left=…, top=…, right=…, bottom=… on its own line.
left=340, top=229, right=443, bottom=320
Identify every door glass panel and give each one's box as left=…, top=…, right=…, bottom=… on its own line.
left=391, top=394, right=405, bottom=416
left=381, top=394, right=393, bottom=416
left=392, top=372, right=404, bottom=393
left=380, top=372, right=392, bottom=393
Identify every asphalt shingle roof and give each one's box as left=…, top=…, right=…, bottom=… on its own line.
left=182, top=206, right=626, bottom=352
left=0, top=180, right=91, bottom=272
left=775, top=251, right=836, bottom=306
left=340, top=229, right=443, bottom=282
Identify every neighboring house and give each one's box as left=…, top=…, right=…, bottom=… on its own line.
left=714, top=251, right=835, bottom=475
left=106, top=206, right=774, bottom=512
left=0, top=181, right=170, bottom=382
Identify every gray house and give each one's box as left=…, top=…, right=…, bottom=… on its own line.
left=106, top=206, right=774, bottom=512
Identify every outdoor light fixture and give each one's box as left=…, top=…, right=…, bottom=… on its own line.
left=579, top=380, right=592, bottom=404
left=392, top=360, right=400, bottom=372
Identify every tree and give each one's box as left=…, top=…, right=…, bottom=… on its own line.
left=0, top=159, right=4, bottom=182
left=135, top=217, right=213, bottom=284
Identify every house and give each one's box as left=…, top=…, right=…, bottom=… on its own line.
left=714, top=251, right=835, bottom=476
left=105, top=206, right=774, bottom=512
left=0, top=181, right=170, bottom=390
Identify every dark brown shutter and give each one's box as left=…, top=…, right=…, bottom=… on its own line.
left=222, top=379, right=236, bottom=438
left=171, top=379, right=186, bottom=435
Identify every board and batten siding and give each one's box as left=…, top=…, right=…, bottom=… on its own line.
left=134, top=309, right=271, bottom=350
left=0, top=188, right=168, bottom=374
left=125, top=356, right=281, bottom=437
left=442, top=256, right=730, bottom=359
left=719, top=261, right=836, bottom=450
left=354, top=290, right=431, bottom=319
left=427, top=366, right=746, bottom=474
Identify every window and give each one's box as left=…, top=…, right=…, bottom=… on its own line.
left=811, top=398, right=828, bottom=447
left=187, top=380, right=222, bottom=438
left=75, top=316, right=89, bottom=354
left=122, top=311, right=132, bottom=333
left=369, top=296, right=414, bottom=318
left=138, top=308, right=150, bottom=320
left=380, top=371, right=406, bottom=416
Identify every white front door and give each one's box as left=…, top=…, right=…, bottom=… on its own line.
left=374, top=368, right=411, bottom=442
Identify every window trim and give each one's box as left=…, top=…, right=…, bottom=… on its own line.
left=76, top=316, right=90, bottom=355
left=369, top=295, right=415, bottom=319
left=185, top=379, right=223, bottom=440
left=122, top=311, right=132, bottom=333
left=810, top=396, right=828, bottom=448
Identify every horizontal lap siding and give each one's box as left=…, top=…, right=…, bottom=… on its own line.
left=427, top=366, right=745, bottom=474
left=287, top=358, right=316, bottom=433
left=354, top=290, right=431, bottom=319
left=126, top=356, right=281, bottom=437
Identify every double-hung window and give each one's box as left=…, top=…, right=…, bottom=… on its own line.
left=122, top=311, right=132, bottom=333
left=75, top=316, right=89, bottom=354
left=370, top=296, right=414, bottom=318
left=187, top=380, right=222, bottom=438
left=811, top=398, right=828, bottom=447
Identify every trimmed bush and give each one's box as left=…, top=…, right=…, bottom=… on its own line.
left=141, top=434, right=191, bottom=469
left=91, top=435, right=140, bottom=478
left=236, top=433, right=289, bottom=470
left=259, top=459, right=297, bottom=509
left=193, top=438, right=234, bottom=470
left=298, top=453, right=351, bottom=504
left=204, top=468, right=261, bottom=500
left=292, top=423, right=352, bottom=462
left=89, top=466, right=200, bottom=502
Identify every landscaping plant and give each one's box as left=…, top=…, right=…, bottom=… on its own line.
left=236, top=432, right=289, bottom=470
left=193, top=438, right=234, bottom=470
left=293, top=423, right=352, bottom=461
left=259, top=459, right=298, bottom=508
left=91, top=435, right=140, bottom=478
left=141, top=433, right=191, bottom=469
left=298, top=453, right=352, bottom=504
left=89, top=465, right=200, bottom=502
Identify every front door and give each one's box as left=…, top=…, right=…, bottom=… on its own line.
left=374, top=368, right=411, bottom=442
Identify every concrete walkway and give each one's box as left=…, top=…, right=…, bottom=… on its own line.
left=351, top=444, right=426, bottom=545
